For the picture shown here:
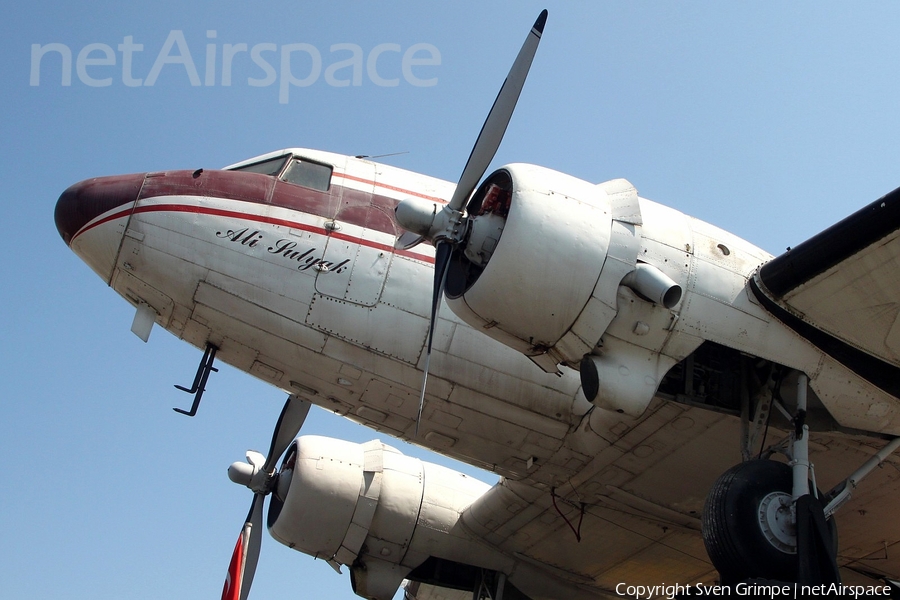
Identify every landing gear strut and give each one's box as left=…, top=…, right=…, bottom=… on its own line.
left=703, top=372, right=840, bottom=585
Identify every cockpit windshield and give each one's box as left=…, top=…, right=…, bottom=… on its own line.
left=228, top=155, right=290, bottom=176
left=281, top=158, right=332, bottom=192
left=227, top=154, right=333, bottom=192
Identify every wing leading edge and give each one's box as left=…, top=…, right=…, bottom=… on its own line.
left=752, top=186, right=900, bottom=398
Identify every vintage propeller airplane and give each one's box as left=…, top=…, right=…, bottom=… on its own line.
left=53, top=9, right=900, bottom=600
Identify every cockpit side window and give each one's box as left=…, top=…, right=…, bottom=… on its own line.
left=281, top=158, right=333, bottom=192
left=228, top=155, right=290, bottom=176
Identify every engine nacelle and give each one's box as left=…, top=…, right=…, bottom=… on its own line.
left=267, top=436, right=500, bottom=600
left=579, top=340, right=679, bottom=416
left=445, top=164, right=632, bottom=367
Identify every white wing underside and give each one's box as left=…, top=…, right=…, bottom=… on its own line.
left=453, top=401, right=900, bottom=596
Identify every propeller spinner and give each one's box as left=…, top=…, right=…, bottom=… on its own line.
left=394, top=9, right=548, bottom=435
left=222, top=395, right=311, bottom=600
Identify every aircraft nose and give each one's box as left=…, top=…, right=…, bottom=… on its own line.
left=54, top=173, right=145, bottom=281
left=54, top=173, right=144, bottom=246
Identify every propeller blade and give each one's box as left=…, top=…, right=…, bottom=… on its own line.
left=415, top=241, right=452, bottom=436
left=222, top=494, right=264, bottom=600
left=262, top=395, right=311, bottom=473
left=224, top=396, right=310, bottom=598
left=446, top=9, right=547, bottom=213
left=413, top=11, right=548, bottom=435
left=395, top=230, right=425, bottom=251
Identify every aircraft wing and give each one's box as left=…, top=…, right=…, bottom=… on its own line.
left=458, top=401, right=900, bottom=593
left=752, top=187, right=900, bottom=394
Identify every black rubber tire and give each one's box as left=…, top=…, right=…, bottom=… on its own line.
left=702, top=460, right=799, bottom=583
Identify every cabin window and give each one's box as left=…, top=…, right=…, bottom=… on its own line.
left=228, top=155, right=289, bottom=176
left=281, top=158, right=332, bottom=192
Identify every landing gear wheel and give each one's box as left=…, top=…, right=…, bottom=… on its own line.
left=702, top=460, right=835, bottom=584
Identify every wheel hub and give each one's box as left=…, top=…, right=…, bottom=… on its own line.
left=757, top=491, right=797, bottom=554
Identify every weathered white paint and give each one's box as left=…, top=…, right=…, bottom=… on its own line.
left=65, top=148, right=900, bottom=596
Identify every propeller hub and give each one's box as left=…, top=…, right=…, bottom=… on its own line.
left=395, top=200, right=465, bottom=246
left=228, top=460, right=277, bottom=495
left=395, top=198, right=439, bottom=237
left=228, top=461, right=256, bottom=487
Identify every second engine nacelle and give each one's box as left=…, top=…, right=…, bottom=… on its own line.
left=445, top=164, right=623, bottom=365
left=267, top=436, right=500, bottom=600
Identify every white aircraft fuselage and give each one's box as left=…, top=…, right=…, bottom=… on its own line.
left=54, top=146, right=900, bottom=597
left=55, top=147, right=897, bottom=470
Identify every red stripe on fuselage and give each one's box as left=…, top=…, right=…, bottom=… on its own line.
left=72, top=201, right=436, bottom=264
left=333, top=172, right=448, bottom=204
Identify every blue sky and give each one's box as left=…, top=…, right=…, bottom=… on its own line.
left=4, top=2, right=900, bottom=599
